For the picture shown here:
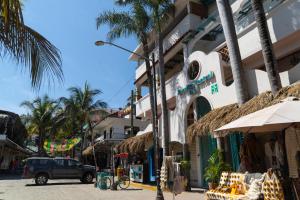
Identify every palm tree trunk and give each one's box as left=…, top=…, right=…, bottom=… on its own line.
left=38, top=128, right=46, bottom=156
left=216, top=0, right=249, bottom=105
left=158, top=31, right=170, bottom=157
left=141, top=37, right=156, bottom=143
left=250, top=0, right=282, bottom=95
left=80, top=126, right=84, bottom=162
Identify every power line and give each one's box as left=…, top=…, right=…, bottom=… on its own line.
left=106, top=75, right=134, bottom=103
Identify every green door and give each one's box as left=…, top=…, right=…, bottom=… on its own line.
left=195, top=97, right=217, bottom=188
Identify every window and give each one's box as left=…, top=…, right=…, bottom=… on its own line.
left=54, top=159, right=65, bottom=167
left=39, top=159, right=49, bottom=165
left=67, top=159, right=79, bottom=167
left=109, top=128, right=113, bottom=139
left=104, top=130, right=107, bottom=139
left=188, top=61, right=201, bottom=80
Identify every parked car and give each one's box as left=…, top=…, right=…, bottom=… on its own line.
left=22, top=157, right=96, bottom=185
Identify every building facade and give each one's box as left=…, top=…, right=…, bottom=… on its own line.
left=131, top=0, right=300, bottom=187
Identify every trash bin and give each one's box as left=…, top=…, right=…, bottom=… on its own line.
left=96, top=172, right=109, bottom=190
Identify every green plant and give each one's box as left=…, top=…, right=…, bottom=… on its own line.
left=204, top=149, right=231, bottom=184
left=180, top=160, right=191, bottom=171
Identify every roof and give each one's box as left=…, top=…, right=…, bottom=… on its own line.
left=115, top=132, right=153, bottom=154
left=0, top=135, right=32, bottom=155
left=187, top=83, right=300, bottom=142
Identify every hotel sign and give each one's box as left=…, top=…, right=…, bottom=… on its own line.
left=177, top=71, right=216, bottom=95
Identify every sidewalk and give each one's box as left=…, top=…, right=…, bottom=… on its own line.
left=130, top=182, right=205, bottom=200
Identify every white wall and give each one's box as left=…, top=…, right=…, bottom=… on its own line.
left=95, top=118, right=149, bottom=140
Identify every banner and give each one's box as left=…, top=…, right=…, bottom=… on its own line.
left=43, top=137, right=81, bottom=154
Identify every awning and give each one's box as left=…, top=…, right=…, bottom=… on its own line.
left=136, top=123, right=152, bottom=136
left=187, top=83, right=300, bottom=142
left=0, top=135, right=32, bottom=155
left=115, top=132, right=153, bottom=154
left=215, top=97, right=300, bottom=136
left=82, top=146, right=93, bottom=156
left=83, top=139, right=124, bottom=156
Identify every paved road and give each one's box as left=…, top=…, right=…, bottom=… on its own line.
left=0, top=179, right=205, bottom=200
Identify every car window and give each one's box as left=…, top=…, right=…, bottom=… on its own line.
left=39, top=159, right=49, bottom=165
left=54, top=159, right=65, bottom=167
left=67, top=160, right=79, bottom=167
left=28, top=159, right=49, bottom=166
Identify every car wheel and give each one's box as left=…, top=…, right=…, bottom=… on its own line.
left=82, top=173, right=93, bottom=184
left=35, top=173, right=48, bottom=185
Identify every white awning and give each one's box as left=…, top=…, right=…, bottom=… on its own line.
left=136, top=123, right=152, bottom=136
left=215, top=97, right=300, bottom=135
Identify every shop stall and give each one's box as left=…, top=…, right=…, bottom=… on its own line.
left=207, top=97, right=300, bottom=200
left=115, top=128, right=156, bottom=184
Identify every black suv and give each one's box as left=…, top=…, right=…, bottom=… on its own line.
left=23, top=157, right=96, bottom=185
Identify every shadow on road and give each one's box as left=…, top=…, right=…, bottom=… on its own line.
left=25, top=182, right=92, bottom=187
left=120, top=188, right=143, bottom=191
left=0, top=174, right=22, bottom=180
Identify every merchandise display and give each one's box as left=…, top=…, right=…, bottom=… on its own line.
left=262, top=170, right=285, bottom=200
left=206, top=170, right=285, bottom=200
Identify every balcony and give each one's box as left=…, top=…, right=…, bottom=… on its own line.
left=134, top=10, right=202, bottom=82
left=135, top=72, right=182, bottom=117
left=236, top=0, right=300, bottom=69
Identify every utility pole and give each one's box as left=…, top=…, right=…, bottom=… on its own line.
left=130, top=90, right=135, bottom=137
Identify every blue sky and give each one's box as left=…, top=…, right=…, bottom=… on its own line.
left=0, top=0, right=138, bottom=114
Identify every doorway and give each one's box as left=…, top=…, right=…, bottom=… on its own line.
left=195, top=96, right=217, bottom=188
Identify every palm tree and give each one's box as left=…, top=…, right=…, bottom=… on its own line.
left=0, top=0, right=63, bottom=88
left=59, top=96, right=81, bottom=137
left=216, top=0, right=249, bottom=105
left=145, top=0, right=175, bottom=157
left=21, top=95, right=61, bottom=155
left=96, top=1, right=157, bottom=146
left=64, top=82, right=107, bottom=157
left=250, top=0, right=282, bottom=95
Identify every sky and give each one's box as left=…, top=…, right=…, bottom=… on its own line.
left=0, top=0, right=138, bottom=114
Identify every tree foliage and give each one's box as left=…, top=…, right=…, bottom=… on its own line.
left=0, top=0, right=63, bottom=88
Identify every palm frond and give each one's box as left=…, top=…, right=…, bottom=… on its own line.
left=0, top=0, right=63, bottom=89
left=96, top=10, right=136, bottom=42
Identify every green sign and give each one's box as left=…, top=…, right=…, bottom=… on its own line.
left=211, top=83, right=219, bottom=94
left=177, top=71, right=215, bottom=95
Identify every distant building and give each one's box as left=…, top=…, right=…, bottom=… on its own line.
left=82, top=107, right=149, bottom=170
left=0, top=110, right=31, bottom=171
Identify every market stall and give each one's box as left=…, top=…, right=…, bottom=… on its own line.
left=115, top=125, right=155, bottom=183
left=208, top=97, right=300, bottom=199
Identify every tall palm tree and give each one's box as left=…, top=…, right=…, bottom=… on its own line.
left=145, top=0, right=175, bottom=157
left=59, top=96, right=81, bottom=137
left=250, top=0, right=282, bottom=95
left=0, top=0, right=63, bottom=88
left=96, top=0, right=157, bottom=146
left=64, top=82, right=107, bottom=157
left=21, top=95, right=61, bottom=155
left=216, top=0, right=249, bottom=105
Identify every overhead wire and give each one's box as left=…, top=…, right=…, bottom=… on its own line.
left=106, top=74, right=134, bottom=104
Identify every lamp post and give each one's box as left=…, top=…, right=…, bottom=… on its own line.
left=95, top=41, right=164, bottom=199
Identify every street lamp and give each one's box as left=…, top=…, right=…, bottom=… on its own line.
left=95, top=41, right=164, bottom=200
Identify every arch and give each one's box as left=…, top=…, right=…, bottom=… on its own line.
left=183, top=95, right=213, bottom=132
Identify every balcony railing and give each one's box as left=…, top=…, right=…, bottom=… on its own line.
left=235, top=0, right=286, bottom=33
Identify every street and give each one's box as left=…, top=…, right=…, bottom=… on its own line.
left=0, top=178, right=205, bottom=200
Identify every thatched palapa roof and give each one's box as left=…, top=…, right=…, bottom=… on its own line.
left=115, top=132, right=153, bottom=154
left=187, top=83, right=300, bottom=142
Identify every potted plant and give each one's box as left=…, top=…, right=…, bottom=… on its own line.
left=204, top=149, right=231, bottom=190
left=180, top=160, right=191, bottom=191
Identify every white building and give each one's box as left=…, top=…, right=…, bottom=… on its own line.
left=83, top=113, right=149, bottom=170
left=131, top=0, right=300, bottom=187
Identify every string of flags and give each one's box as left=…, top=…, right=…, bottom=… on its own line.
left=43, top=137, right=81, bottom=154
